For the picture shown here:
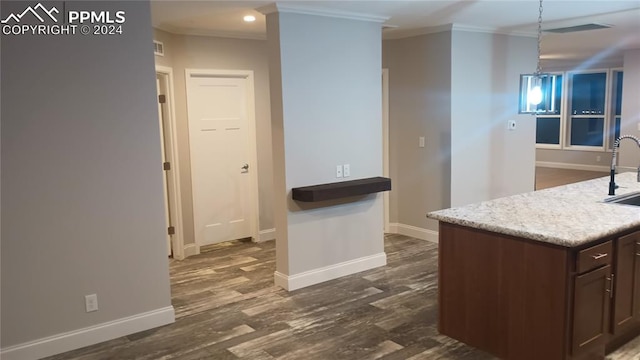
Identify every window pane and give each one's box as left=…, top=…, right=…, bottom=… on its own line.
left=570, top=117, right=604, bottom=146
left=571, top=73, right=607, bottom=115
left=536, top=117, right=560, bottom=144
left=614, top=71, right=624, bottom=116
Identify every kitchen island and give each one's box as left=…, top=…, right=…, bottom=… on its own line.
left=428, top=172, right=640, bottom=360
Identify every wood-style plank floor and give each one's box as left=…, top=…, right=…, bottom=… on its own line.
left=47, top=235, right=639, bottom=360
left=535, top=166, right=608, bottom=190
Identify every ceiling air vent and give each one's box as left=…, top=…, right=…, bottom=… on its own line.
left=544, top=23, right=612, bottom=34
left=153, top=40, right=164, bottom=56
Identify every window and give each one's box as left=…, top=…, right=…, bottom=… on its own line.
left=534, top=69, right=623, bottom=152
left=568, top=71, right=607, bottom=149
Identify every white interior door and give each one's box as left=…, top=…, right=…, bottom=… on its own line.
left=156, top=76, right=172, bottom=256
left=186, top=74, right=252, bottom=246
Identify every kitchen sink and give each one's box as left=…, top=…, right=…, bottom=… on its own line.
left=604, top=191, right=640, bottom=206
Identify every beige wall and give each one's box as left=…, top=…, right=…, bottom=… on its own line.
left=383, top=29, right=536, bottom=232
left=382, top=32, right=452, bottom=230
left=1, top=1, right=173, bottom=353
left=152, top=29, right=273, bottom=246
left=618, top=49, right=640, bottom=169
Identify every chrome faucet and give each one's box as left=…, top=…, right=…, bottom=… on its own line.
left=609, top=135, right=640, bottom=195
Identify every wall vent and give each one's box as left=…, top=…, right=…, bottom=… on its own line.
left=544, top=23, right=611, bottom=34
left=153, top=40, right=164, bottom=56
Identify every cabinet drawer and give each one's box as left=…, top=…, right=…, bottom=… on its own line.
left=577, top=240, right=613, bottom=273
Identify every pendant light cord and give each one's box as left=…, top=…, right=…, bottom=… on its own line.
left=536, top=0, right=543, bottom=76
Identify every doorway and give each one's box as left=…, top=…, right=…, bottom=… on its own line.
left=185, top=69, right=259, bottom=247
left=156, top=66, right=185, bottom=259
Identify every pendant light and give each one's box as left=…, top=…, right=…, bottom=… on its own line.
left=518, top=0, right=558, bottom=114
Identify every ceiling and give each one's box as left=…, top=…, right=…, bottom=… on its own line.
left=151, top=0, right=640, bottom=66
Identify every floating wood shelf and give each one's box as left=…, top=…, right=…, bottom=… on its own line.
left=292, top=177, right=391, bottom=202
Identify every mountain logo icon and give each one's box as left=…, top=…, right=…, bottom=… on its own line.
left=1, top=3, right=59, bottom=24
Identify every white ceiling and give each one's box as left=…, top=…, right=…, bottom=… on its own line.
left=151, top=0, right=640, bottom=65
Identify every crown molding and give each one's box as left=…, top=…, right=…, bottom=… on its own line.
left=156, top=25, right=267, bottom=41
left=383, top=23, right=536, bottom=40
left=257, top=3, right=388, bottom=23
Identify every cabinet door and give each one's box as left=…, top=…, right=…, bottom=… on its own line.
left=635, top=239, right=640, bottom=319
left=612, top=232, right=640, bottom=334
left=572, top=265, right=612, bottom=355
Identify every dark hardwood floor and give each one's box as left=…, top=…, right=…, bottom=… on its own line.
left=47, top=234, right=638, bottom=359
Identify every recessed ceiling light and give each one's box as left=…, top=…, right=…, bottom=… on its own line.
left=243, top=15, right=256, bottom=22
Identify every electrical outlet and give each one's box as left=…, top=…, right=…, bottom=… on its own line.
left=85, top=294, right=98, bottom=313
left=596, top=155, right=601, bottom=162
left=336, top=165, right=343, bottom=178
left=343, top=164, right=350, bottom=177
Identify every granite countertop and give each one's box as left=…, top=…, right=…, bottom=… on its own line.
left=427, top=172, right=640, bottom=247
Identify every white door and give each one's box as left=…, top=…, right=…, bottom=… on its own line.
left=186, top=74, right=252, bottom=246
left=157, top=76, right=172, bottom=256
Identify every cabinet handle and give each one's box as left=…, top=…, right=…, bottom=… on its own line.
left=607, top=274, right=615, bottom=299
left=592, top=253, right=608, bottom=260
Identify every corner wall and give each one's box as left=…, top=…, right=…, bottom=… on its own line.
left=382, top=32, right=452, bottom=231
left=1, top=1, right=173, bottom=358
left=266, top=11, right=385, bottom=289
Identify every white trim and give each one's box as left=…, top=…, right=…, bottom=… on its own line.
left=183, top=243, right=200, bottom=257
left=258, top=228, right=276, bottom=242
left=184, top=69, right=260, bottom=247
left=156, top=25, right=266, bottom=40
left=536, top=161, right=610, bottom=173
left=257, top=3, right=388, bottom=23
left=274, top=252, right=387, bottom=291
left=383, top=23, right=534, bottom=40
left=382, top=68, right=390, bottom=233
left=388, top=223, right=438, bottom=243
left=0, top=307, right=175, bottom=360
left=156, top=66, right=186, bottom=260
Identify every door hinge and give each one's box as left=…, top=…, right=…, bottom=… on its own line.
left=168, top=226, right=175, bottom=235
left=158, top=94, right=166, bottom=104
left=163, top=162, right=171, bottom=171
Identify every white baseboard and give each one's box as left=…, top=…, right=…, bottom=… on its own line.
left=183, top=243, right=199, bottom=257
left=388, top=223, right=438, bottom=243
left=0, top=306, right=175, bottom=360
left=274, top=252, right=387, bottom=291
left=257, top=228, right=276, bottom=242
left=536, top=161, right=609, bottom=173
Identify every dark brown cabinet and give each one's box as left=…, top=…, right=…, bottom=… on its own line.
left=438, top=222, right=640, bottom=360
left=572, top=264, right=611, bottom=355
left=611, top=231, right=640, bottom=335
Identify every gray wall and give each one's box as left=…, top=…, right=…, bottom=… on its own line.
left=267, top=12, right=384, bottom=276
left=382, top=32, right=452, bottom=230
left=1, top=1, right=172, bottom=349
left=152, top=29, right=274, bottom=245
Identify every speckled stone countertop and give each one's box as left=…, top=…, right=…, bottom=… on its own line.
left=427, top=172, right=640, bottom=247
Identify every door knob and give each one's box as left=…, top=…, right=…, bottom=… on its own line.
left=241, top=163, right=249, bottom=173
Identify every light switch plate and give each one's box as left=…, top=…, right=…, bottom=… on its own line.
left=336, top=165, right=343, bottom=178
left=343, top=164, right=350, bottom=177
left=508, top=120, right=517, bottom=131
left=419, top=137, right=425, bottom=148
